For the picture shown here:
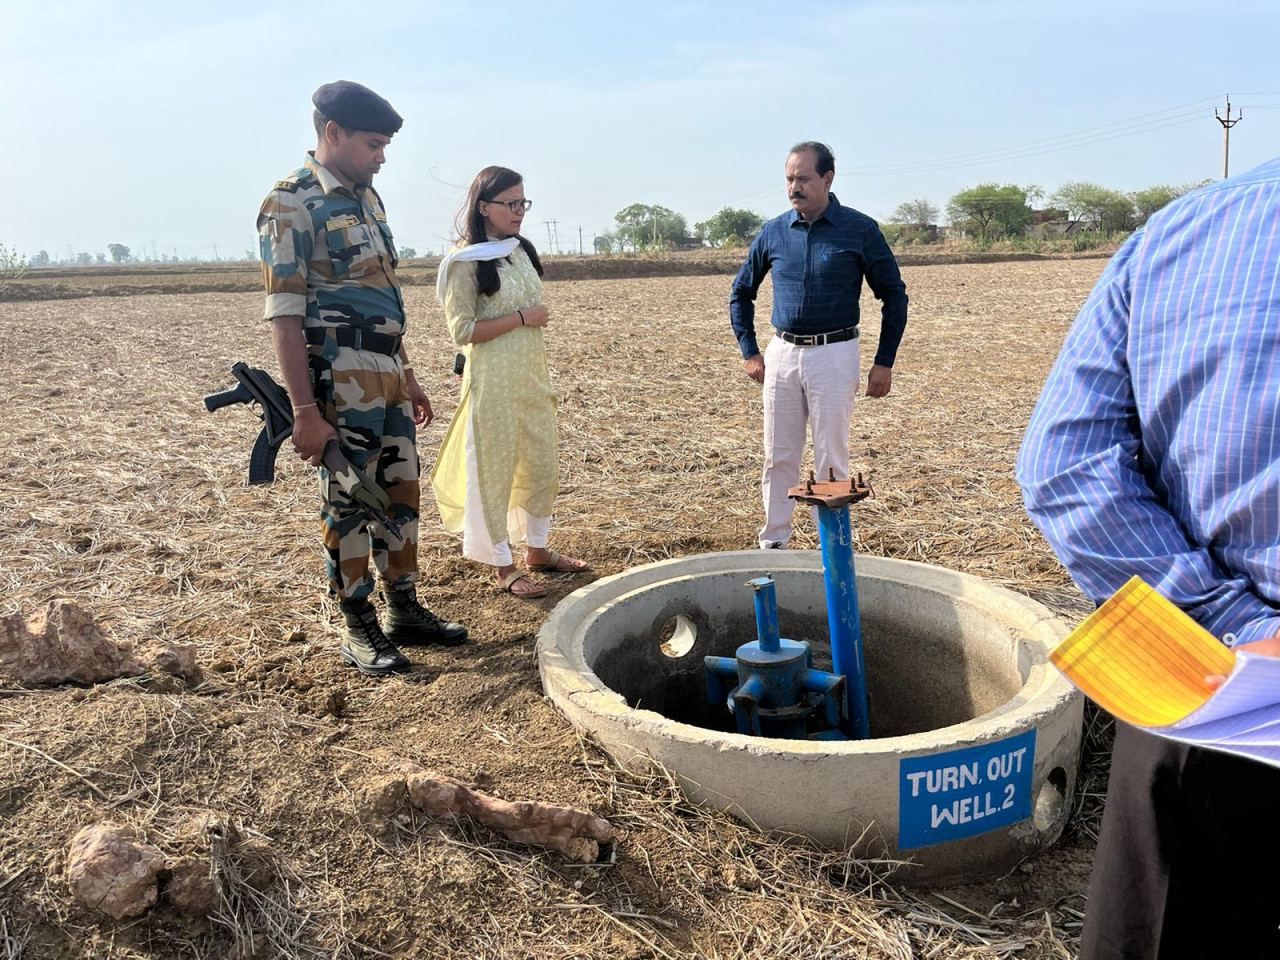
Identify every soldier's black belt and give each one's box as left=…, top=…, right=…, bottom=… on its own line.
left=305, top=326, right=402, bottom=356
left=775, top=326, right=859, bottom=347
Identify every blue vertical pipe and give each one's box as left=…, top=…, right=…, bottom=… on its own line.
left=816, top=504, right=870, bottom=739
left=747, top=577, right=780, bottom=653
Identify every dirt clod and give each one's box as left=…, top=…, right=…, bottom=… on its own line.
left=165, top=855, right=220, bottom=916
left=149, top=641, right=199, bottom=679
left=356, top=774, right=408, bottom=824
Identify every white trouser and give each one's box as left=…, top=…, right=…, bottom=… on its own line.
left=759, top=334, right=861, bottom=548
left=460, top=410, right=552, bottom=567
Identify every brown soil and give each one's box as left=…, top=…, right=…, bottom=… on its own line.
left=2, top=247, right=1116, bottom=302
left=1, top=259, right=1109, bottom=958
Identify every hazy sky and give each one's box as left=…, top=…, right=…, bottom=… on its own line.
left=4, top=0, right=1279, bottom=260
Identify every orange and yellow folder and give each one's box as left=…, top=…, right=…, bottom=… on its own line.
left=1050, top=576, right=1235, bottom=727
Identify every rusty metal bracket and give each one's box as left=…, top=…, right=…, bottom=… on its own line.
left=787, top=468, right=874, bottom=509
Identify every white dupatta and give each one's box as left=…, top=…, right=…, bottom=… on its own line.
left=435, top=237, right=521, bottom=304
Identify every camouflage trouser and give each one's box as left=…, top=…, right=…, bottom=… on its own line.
left=310, top=348, right=419, bottom=603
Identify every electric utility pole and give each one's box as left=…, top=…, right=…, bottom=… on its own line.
left=1215, top=95, right=1243, bottom=179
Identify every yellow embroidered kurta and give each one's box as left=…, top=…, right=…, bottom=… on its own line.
left=430, top=245, right=559, bottom=550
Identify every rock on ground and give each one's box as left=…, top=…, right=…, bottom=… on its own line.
left=1, top=601, right=144, bottom=687
left=148, top=641, right=199, bottom=679
left=66, top=822, right=165, bottom=919
left=396, top=761, right=614, bottom=863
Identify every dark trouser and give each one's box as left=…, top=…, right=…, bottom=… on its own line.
left=1080, top=721, right=1280, bottom=959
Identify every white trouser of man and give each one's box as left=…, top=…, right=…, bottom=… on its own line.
left=759, top=333, right=861, bottom=548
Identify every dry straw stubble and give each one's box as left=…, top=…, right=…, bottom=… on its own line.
left=1, top=256, right=1107, bottom=958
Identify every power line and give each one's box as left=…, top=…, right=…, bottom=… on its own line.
left=845, top=112, right=1206, bottom=177
left=847, top=97, right=1221, bottom=174
left=693, top=95, right=1228, bottom=217
left=697, top=116, right=1201, bottom=217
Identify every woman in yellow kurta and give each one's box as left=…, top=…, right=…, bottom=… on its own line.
left=430, top=166, right=589, bottom=598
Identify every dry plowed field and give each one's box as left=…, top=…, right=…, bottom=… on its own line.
left=2, top=258, right=1109, bottom=958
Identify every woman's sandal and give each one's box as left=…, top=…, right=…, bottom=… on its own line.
left=498, top=570, right=546, bottom=598
left=526, top=549, right=591, bottom=574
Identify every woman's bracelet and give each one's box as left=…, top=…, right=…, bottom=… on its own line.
left=518, top=309, right=526, bottom=326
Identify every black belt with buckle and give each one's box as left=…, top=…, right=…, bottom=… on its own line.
left=304, top=326, right=402, bottom=356
left=775, top=326, right=859, bottom=346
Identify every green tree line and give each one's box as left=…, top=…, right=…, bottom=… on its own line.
left=9, top=178, right=1216, bottom=269
left=895, top=179, right=1210, bottom=242
left=596, top=204, right=766, bottom=252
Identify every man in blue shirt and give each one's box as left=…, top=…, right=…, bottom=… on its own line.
left=730, top=142, right=908, bottom=548
left=1017, top=157, right=1280, bottom=958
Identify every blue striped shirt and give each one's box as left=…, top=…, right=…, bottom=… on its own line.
left=729, top=195, right=908, bottom=367
left=1016, top=156, right=1280, bottom=647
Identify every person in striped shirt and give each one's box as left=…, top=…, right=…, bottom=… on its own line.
left=1017, top=156, right=1280, bottom=959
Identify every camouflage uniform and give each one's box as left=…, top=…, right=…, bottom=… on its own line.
left=257, top=152, right=418, bottom=604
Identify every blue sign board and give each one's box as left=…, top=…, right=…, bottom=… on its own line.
left=897, top=729, right=1036, bottom=849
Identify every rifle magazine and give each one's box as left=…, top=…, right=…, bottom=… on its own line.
left=248, top=429, right=282, bottom=484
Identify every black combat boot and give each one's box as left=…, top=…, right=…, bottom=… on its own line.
left=339, top=599, right=412, bottom=676
left=381, top=586, right=469, bottom=647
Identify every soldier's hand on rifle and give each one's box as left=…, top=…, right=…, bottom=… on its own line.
left=292, top=405, right=339, bottom=466
left=406, top=372, right=434, bottom=426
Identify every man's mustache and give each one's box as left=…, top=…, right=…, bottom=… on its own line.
left=790, top=192, right=805, bottom=199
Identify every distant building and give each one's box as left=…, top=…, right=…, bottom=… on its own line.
left=1031, top=219, right=1092, bottom=239
left=671, top=236, right=705, bottom=251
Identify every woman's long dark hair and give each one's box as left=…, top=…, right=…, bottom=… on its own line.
left=454, top=165, right=544, bottom=297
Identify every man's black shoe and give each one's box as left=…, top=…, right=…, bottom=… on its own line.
left=381, top=586, right=469, bottom=647
left=339, top=600, right=411, bottom=676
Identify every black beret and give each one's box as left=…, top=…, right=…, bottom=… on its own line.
left=311, top=80, right=403, bottom=136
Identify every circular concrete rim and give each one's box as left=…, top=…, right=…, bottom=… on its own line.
left=536, top=550, right=1079, bottom=758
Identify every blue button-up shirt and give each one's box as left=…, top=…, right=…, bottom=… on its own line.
left=1016, top=156, right=1280, bottom=647
left=729, top=194, right=908, bottom=368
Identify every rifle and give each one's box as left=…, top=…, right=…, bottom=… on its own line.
left=204, top=362, right=292, bottom=484
left=205, top=362, right=404, bottom=539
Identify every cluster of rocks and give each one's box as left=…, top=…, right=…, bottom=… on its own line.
left=4, top=601, right=225, bottom=921
left=0, top=600, right=199, bottom=688
left=66, top=813, right=270, bottom=921
left=67, top=765, right=615, bottom=923
left=17, top=600, right=616, bottom=924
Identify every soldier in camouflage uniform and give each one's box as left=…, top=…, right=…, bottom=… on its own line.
left=258, top=80, right=467, bottom=676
